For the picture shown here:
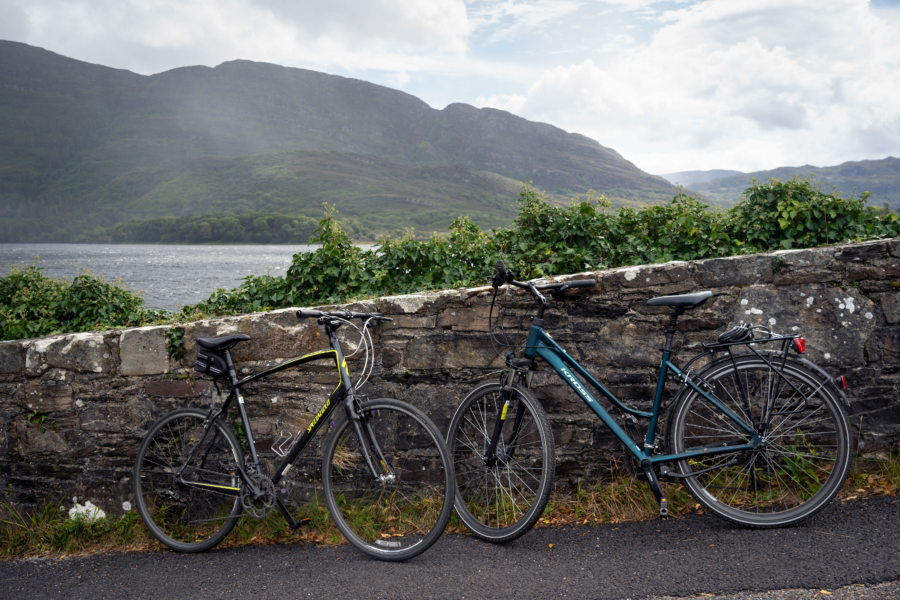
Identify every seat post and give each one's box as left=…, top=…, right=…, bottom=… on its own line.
left=662, top=308, right=683, bottom=353
left=223, top=348, right=239, bottom=385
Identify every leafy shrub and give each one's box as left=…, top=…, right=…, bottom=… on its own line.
left=181, top=180, right=899, bottom=317
left=0, top=265, right=160, bottom=341
left=4, top=177, right=898, bottom=338
left=729, top=177, right=899, bottom=250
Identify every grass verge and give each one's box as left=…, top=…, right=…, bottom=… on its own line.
left=2, top=452, right=897, bottom=560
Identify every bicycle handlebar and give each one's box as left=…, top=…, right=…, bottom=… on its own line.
left=491, top=260, right=596, bottom=299
left=296, top=309, right=392, bottom=322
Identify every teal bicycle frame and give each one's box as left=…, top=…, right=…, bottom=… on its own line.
left=521, top=321, right=761, bottom=467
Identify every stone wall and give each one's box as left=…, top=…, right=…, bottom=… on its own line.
left=1, top=239, right=898, bottom=515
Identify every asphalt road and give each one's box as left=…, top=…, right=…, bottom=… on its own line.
left=2, top=495, right=897, bottom=600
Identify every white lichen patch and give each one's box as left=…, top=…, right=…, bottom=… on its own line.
left=836, top=297, right=856, bottom=314
left=385, top=293, right=431, bottom=313
left=622, top=267, right=640, bottom=281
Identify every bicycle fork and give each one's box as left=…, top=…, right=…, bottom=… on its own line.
left=345, top=395, right=396, bottom=483
left=484, top=367, right=530, bottom=467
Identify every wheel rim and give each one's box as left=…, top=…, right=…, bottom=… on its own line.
left=136, top=412, right=241, bottom=549
left=674, top=358, right=850, bottom=524
left=452, top=387, right=549, bottom=533
left=326, top=405, right=451, bottom=557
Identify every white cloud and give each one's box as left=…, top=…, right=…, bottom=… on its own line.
left=4, top=0, right=471, bottom=74
left=466, top=0, right=583, bottom=42
left=488, top=0, right=900, bottom=172
left=1, top=0, right=898, bottom=173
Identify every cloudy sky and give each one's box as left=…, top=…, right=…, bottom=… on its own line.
left=2, top=0, right=899, bottom=175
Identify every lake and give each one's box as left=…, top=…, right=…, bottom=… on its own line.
left=0, top=244, right=312, bottom=311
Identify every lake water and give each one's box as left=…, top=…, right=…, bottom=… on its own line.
left=0, top=244, right=312, bottom=311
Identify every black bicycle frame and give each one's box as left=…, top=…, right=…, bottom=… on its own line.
left=183, top=320, right=388, bottom=528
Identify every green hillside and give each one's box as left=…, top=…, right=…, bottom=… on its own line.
left=0, top=41, right=677, bottom=242
left=669, top=157, right=900, bottom=210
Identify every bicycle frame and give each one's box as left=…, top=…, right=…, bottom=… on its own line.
left=520, top=322, right=761, bottom=466
left=182, top=318, right=389, bottom=528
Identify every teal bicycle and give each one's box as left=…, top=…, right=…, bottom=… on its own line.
left=447, top=261, right=852, bottom=542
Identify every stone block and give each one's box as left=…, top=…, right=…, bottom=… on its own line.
left=119, top=327, right=169, bottom=375
left=695, top=254, right=774, bottom=287
left=834, top=240, right=890, bottom=262
left=0, top=341, right=25, bottom=374
left=25, top=332, right=115, bottom=376
left=144, top=379, right=210, bottom=398
left=772, top=248, right=833, bottom=285
left=879, top=292, right=900, bottom=324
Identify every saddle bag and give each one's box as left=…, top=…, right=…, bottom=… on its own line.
left=194, top=350, right=228, bottom=378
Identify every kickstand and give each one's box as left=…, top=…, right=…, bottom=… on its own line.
left=641, top=460, right=668, bottom=519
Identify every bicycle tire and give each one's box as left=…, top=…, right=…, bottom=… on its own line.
left=669, top=354, right=852, bottom=527
left=447, top=382, right=555, bottom=543
left=322, top=398, right=454, bottom=561
left=133, top=408, right=243, bottom=552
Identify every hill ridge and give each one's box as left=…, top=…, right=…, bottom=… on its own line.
left=1, top=40, right=682, bottom=241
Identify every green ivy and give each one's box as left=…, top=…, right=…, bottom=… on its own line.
left=3, top=178, right=898, bottom=340
left=0, top=265, right=163, bottom=341
left=165, top=327, right=186, bottom=362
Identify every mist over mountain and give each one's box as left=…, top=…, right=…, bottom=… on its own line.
left=0, top=40, right=677, bottom=242
left=662, top=158, right=900, bottom=209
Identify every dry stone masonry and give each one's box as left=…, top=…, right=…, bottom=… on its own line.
left=1, top=239, right=898, bottom=515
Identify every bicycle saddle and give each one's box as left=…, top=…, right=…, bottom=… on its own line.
left=646, top=291, right=713, bottom=308
left=195, top=333, right=251, bottom=351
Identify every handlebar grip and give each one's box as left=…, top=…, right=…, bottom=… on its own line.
left=296, top=309, right=323, bottom=319
left=564, top=279, right=596, bottom=289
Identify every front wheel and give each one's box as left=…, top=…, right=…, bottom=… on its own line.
left=133, top=408, right=243, bottom=552
left=322, top=398, right=454, bottom=561
left=446, top=382, right=555, bottom=543
left=669, top=355, right=852, bottom=527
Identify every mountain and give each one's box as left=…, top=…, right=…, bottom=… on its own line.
left=663, top=158, right=900, bottom=209
left=660, top=169, right=743, bottom=186
left=0, top=40, right=677, bottom=242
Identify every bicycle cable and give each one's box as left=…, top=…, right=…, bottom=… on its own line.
left=272, top=313, right=379, bottom=458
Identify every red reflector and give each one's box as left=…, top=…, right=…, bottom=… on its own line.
left=834, top=375, right=847, bottom=389
left=793, top=337, right=806, bottom=353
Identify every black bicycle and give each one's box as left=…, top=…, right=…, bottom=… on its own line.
left=134, top=309, right=454, bottom=561
left=447, top=261, right=852, bottom=542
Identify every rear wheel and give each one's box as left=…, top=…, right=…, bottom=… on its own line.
left=669, top=355, right=852, bottom=527
left=322, top=398, right=454, bottom=561
left=133, top=408, right=243, bottom=552
left=447, top=382, right=555, bottom=543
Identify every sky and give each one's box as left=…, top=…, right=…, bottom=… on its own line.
left=2, top=0, right=900, bottom=175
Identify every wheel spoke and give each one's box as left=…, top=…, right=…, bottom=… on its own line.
left=672, top=355, right=851, bottom=527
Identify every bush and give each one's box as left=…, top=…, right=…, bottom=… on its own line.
left=182, top=180, right=899, bottom=317
left=729, top=177, right=899, bottom=250
left=0, top=265, right=161, bottom=341
left=5, top=177, right=899, bottom=338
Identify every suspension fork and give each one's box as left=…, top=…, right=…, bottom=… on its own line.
left=485, top=367, right=530, bottom=466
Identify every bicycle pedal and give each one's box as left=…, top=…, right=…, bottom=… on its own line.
left=659, top=498, right=669, bottom=519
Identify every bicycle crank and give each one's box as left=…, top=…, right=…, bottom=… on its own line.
left=241, top=471, right=277, bottom=519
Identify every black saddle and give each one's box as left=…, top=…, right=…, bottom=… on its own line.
left=646, top=291, right=713, bottom=308
left=195, top=333, right=251, bottom=352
